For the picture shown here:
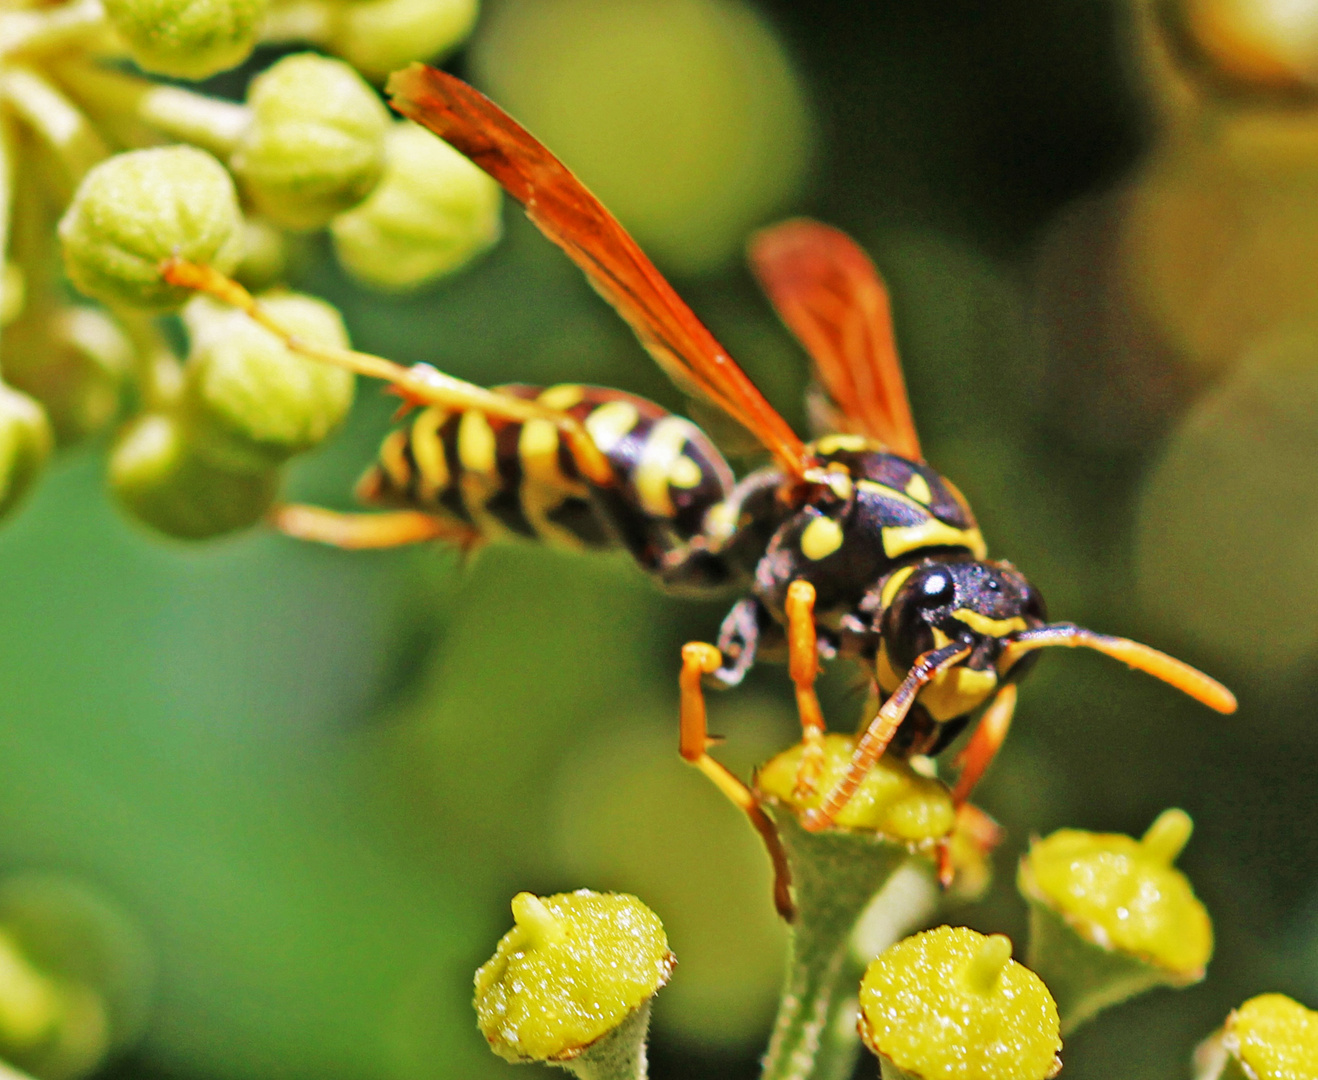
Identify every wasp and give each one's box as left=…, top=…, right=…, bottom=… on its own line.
left=164, top=65, right=1236, bottom=912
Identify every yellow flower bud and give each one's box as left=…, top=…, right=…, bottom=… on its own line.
left=328, top=0, right=478, bottom=81
left=103, top=0, right=268, bottom=80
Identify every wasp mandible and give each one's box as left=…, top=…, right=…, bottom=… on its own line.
left=164, top=65, right=1236, bottom=890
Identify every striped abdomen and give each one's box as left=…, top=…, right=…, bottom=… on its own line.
left=356, top=384, right=735, bottom=570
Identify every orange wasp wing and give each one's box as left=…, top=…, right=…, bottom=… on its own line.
left=387, top=63, right=809, bottom=480
left=749, top=219, right=922, bottom=462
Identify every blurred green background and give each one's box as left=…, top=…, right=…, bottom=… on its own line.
left=3, top=1, right=1318, bottom=1078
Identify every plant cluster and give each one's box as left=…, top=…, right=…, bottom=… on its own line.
left=0, top=0, right=498, bottom=538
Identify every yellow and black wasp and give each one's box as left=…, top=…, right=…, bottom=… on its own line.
left=165, top=65, right=1236, bottom=912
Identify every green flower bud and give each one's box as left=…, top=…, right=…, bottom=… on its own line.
left=859, top=926, right=1062, bottom=1080
left=1199, top=994, right=1318, bottom=1080
left=328, top=0, right=478, bottom=81
left=108, top=411, right=278, bottom=539
left=59, top=147, right=243, bottom=310
left=232, top=218, right=288, bottom=292
left=0, top=384, right=53, bottom=522
left=331, top=120, right=501, bottom=290
left=1019, top=809, right=1213, bottom=1034
left=474, top=890, right=673, bottom=1068
left=2, top=307, right=131, bottom=446
left=181, top=293, right=354, bottom=471
left=231, top=53, right=390, bottom=231
left=0, top=873, right=153, bottom=1080
left=757, top=734, right=954, bottom=841
left=103, top=0, right=268, bottom=80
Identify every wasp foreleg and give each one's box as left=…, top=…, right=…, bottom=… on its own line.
left=680, top=642, right=794, bottom=920
left=949, top=683, right=1017, bottom=807
left=785, top=580, right=826, bottom=799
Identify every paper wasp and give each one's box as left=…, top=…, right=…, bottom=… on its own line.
left=164, top=65, right=1236, bottom=910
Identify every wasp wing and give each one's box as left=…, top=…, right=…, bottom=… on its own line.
left=388, top=64, right=808, bottom=479
left=749, top=219, right=922, bottom=462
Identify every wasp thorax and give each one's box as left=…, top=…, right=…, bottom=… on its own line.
left=879, top=560, right=1048, bottom=692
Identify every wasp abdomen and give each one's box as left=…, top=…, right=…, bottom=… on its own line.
left=355, top=384, right=735, bottom=568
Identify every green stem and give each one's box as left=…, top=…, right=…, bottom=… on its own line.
left=50, top=60, right=249, bottom=157
left=760, top=811, right=921, bottom=1080
left=112, top=309, right=182, bottom=411
left=0, top=0, right=112, bottom=62
left=259, top=0, right=335, bottom=44
left=0, top=65, right=107, bottom=187
left=559, top=1001, right=653, bottom=1080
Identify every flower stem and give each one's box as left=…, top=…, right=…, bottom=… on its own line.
left=760, top=811, right=920, bottom=1080
left=559, top=1002, right=654, bottom=1080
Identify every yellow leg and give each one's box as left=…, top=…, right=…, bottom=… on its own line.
left=950, top=683, right=1017, bottom=807
left=271, top=504, right=481, bottom=550
left=802, top=641, right=972, bottom=832
left=159, top=258, right=616, bottom=488
left=681, top=642, right=795, bottom=920
left=785, top=580, right=826, bottom=799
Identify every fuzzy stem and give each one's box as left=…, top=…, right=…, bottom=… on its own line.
left=559, top=1002, right=653, bottom=1080
left=112, top=310, right=182, bottom=410
left=0, top=0, right=111, bottom=61
left=0, top=66, right=107, bottom=186
left=51, top=60, right=249, bottom=157
left=760, top=811, right=918, bottom=1080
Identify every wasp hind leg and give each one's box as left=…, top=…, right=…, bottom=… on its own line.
left=680, top=641, right=794, bottom=920
left=784, top=581, right=827, bottom=799
left=272, top=504, right=481, bottom=550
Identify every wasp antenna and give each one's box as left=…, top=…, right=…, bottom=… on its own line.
left=1000, top=624, right=1237, bottom=715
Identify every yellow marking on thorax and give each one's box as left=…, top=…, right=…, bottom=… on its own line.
left=519, top=418, right=589, bottom=550
left=409, top=407, right=450, bottom=502
left=813, top=433, right=877, bottom=455
left=953, top=609, right=1027, bottom=637
left=636, top=416, right=700, bottom=518
left=669, top=456, right=704, bottom=488
left=379, top=429, right=411, bottom=490
left=800, top=515, right=845, bottom=561
left=905, top=472, right=932, bottom=504
left=882, top=520, right=987, bottom=560
left=584, top=399, right=640, bottom=452
left=703, top=500, right=739, bottom=546
left=918, top=664, right=998, bottom=722
left=538, top=384, right=586, bottom=410
left=880, top=565, right=916, bottom=609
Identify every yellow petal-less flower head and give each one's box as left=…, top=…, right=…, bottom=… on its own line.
left=859, top=925, right=1062, bottom=1080
left=1021, top=808, right=1212, bottom=976
left=474, top=890, right=674, bottom=1064
left=1227, top=994, right=1318, bottom=1080
left=757, top=733, right=954, bottom=842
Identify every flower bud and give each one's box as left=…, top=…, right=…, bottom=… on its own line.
left=181, top=293, right=354, bottom=471
left=859, top=926, right=1062, bottom=1080
left=474, top=890, right=673, bottom=1066
left=1195, top=994, right=1318, bottom=1080
left=59, top=147, right=243, bottom=310
left=328, top=0, right=478, bottom=81
left=0, top=384, right=53, bottom=522
left=0, top=873, right=153, bottom=1080
left=231, top=54, right=390, bottom=230
left=756, top=733, right=954, bottom=841
left=108, top=411, right=278, bottom=539
left=232, top=218, right=288, bottom=292
left=103, top=0, right=268, bottom=80
left=331, top=121, right=501, bottom=290
left=2, top=307, right=131, bottom=445
left=1019, top=809, right=1213, bottom=1033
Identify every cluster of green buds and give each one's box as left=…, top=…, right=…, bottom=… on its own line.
left=0, top=0, right=502, bottom=536
left=0, top=874, right=152, bottom=1080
